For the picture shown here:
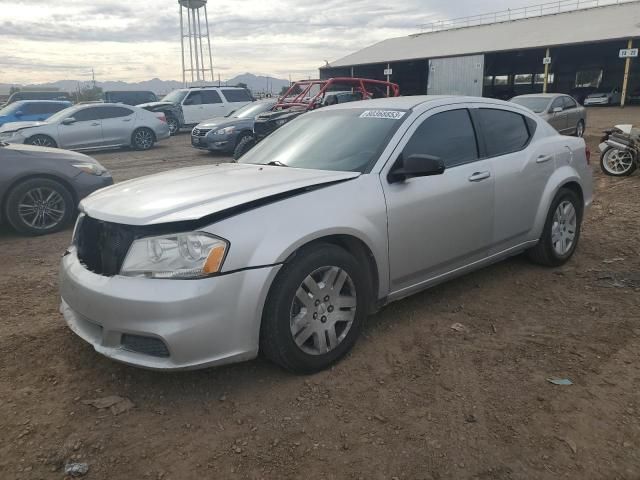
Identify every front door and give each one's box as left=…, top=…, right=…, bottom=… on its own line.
left=547, top=97, right=568, bottom=133
left=57, top=107, right=104, bottom=150
left=382, top=107, right=495, bottom=294
left=562, top=96, right=580, bottom=132
left=100, top=106, right=135, bottom=145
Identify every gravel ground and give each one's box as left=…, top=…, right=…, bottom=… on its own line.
left=1, top=107, right=639, bottom=480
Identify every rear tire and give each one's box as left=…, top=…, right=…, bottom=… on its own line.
left=260, top=243, right=370, bottom=374
left=575, top=120, right=585, bottom=138
left=166, top=115, right=179, bottom=136
left=5, top=177, right=74, bottom=236
left=25, top=134, right=57, bottom=148
left=233, top=135, right=256, bottom=160
left=132, top=127, right=155, bottom=150
left=528, top=188, right=582, bottom=267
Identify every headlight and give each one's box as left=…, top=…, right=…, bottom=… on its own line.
left=120, top=232, right=228, bottom=279
left=214, top=126, right=235, bottom=135
left=72, top=163, right=107, bottom=176
left=0, top=131, right=18, bottom=141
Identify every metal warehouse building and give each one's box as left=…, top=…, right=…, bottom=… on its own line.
left=320, top=0, right=640, bottom=105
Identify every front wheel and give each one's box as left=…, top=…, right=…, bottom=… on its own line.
left=575, top=120, right=585, bottom=138
left=600, top=147, right=637, bottom=176
left=166, top=115, right=179, bottom=136
left=233, top=135, right=256, bottom=160
left=260, top=244, right=370, bottom=374
left=5, top=178, right=74, bottom=235
left=528, top=188, right=582, bottom=267
left=132, top=127, right=155, bottom=150
left=25, top=134, right=57, bottom=148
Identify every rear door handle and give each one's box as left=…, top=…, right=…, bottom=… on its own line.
left=536, top=154, right=553, bottom=164
left=468, top=171, right=491, bottom=182
left=90, top=122, right=100, bottom=126
left=123, top=118, right=132, bottom=122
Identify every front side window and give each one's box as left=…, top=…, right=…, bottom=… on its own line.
left=403, top=109, right=478, bottom=169
left=550, top=97, right=564, bottom=111
left=184, top=91, right=203, bottom=105
left=477, top=109, right=531, bottom=157
left=161, top=90, right=188, bottom=104
left=22, top=103, right=49, bottom=115
left=221, top=89, right=252, bottom=102
left=100, top=106, right=134, bottom=119
left=562, top=96, right=577, bottom=110
left=239, top=109, right=407, bottom=173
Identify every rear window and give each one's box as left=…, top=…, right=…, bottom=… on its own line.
left=221, top=89, right=252, bottom=103
left=477, top=109, right=532, bottom=157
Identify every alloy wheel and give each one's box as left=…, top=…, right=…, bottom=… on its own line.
left=29, top=136, right=54, bottom=147
left=18, top=187, right=66, bottom=230
left=289, top=266, right=357, bottom=356
left=134, top=129, right=154, bottom=149
left=576, top=122, right=584, bottom=137
left=551, top=201, right=577, bottom=256
left=603, top=149, right=634, bottom=175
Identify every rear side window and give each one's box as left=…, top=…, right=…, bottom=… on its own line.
left=403, top=109, right=478, bottom=168
left=100, top=106, right=134, bottom=119
left=22, top=103, right=50, bottom=115
left=477, top=109, right=531, bottom=157
left=563, top=96, right=577, bottom=109
left=202, top=90, right=222, bottom=104
left=221, top=89, right=252, bottom=102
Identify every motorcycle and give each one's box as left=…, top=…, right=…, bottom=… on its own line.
left=599, top=124, right=639, bottom=177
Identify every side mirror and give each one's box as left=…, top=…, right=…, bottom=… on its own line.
left=552, top=106, right=563, bottom=113
left=61, top=117, right=76, bottom=125
left=14, top=111, right=23, bottom=117
left=388, top=154, right=445, bottom=183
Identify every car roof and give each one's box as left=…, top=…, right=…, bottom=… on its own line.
left=512, top=94, right=563, bottom=99
left=327, top=95, right=522, bottom=111
left=13, top=99, right=72, bottom=104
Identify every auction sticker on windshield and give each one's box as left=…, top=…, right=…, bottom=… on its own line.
left=360, top=110, right=406, bottom=120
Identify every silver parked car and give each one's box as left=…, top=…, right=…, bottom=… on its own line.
left=60, top=96, right=592, bottom=373
left=584, top=87, right=622, bottom=106
left=0, top=103, right=170, bottom=151
left=511, top=94, right=587, bottom=137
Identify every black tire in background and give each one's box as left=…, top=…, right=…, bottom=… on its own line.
left=233, top=135, right=256, bottom=160
left=132, top=127, right=155, bottom=151
left=260, top=243, right=371, bottom=374
left=575, top=120, right=585, bottom=138
left=25, top=134, right=57, bottom=148
left=166, top=115, right=179, bottom=136
left=528, top=188, right=582, bottom=267
left=600, top=147, right=637, bottom=177
left=5, top=177, right=74, bottom=236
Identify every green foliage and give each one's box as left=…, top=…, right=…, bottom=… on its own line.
left=72, top=85, right=103, bottom=103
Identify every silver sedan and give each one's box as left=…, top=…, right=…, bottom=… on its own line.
left=59, top=96, right=592, bottom=373
left=511, top=94, right=587, bottom=137
left=0, top=103, right=170, bottom=151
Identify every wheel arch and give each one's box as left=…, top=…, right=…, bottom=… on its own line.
left=24, top=133, right=57, bottom=147
left=531, top=171, right=585, bottom=240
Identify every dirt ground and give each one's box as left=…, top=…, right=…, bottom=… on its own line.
left=1, top=107, right=639, bottom=480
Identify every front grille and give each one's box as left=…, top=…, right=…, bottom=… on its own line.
left=121, top=334, right=170, bottom=358
left=75, top=216, right=137, bottom=276
left=192, top=128, right=211, bottom=137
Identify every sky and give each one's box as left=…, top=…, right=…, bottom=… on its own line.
left=1, top=0, right=533, bottom=84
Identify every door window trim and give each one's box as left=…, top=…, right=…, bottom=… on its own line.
left=469, top=106, right=536, bottom=159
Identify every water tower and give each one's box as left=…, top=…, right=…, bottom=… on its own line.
left=179, top=0, right=214, bottom=85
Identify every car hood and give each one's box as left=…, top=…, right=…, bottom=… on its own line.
left=196, top=117, right=252, bottom=129
left=80, top=163, right=360, bottom=226
left=137, top=101, right=175, bottom=109
left=587, top=93, right=609, bottom=98
left=0, top=121, right=47, bottom=133
left=2, top=142, right=105, bottom=164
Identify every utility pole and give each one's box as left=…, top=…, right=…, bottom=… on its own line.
left=543, top=48, right=550, bottom=94
left=621, top=39, right=634, bottom=108
left=91, top=68, right=96, bottom=89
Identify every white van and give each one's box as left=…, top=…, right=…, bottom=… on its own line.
left=160, top=87, right=253, bottom=125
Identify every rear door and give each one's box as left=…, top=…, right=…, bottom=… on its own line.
left=547, top=97, right=568, bottom=132
left=562, top=96, right=580, bottom=132
left=99, top=106, right=135, bottom=145
left=57, top=107, right=104, bottom=150
left=201, top=90, right=227, bottom=119
left=474, top=107, right=554, bottom=251
left=220, top=89, right=252, bottom=115
left=382, top=106, right=495, bottom=294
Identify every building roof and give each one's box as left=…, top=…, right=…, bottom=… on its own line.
left=326, top=1, right=640, bottom=68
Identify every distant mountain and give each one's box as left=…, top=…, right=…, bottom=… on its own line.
left=0, top=74, right=290, bottom=96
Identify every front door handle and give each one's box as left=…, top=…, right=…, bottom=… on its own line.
left=90, top=122, right=100, bottom=126
left=536, top=154, right=553, bottom=164
left=123, top=118, right=132, bottom=122
left=468, top=171, right=491, bottom=182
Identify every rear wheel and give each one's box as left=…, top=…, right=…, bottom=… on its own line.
left=575, top=120, right=585, bottom=138
left=5, top=178, right=74, bottom=235
left=600, top=147, right=636, bottom=176
left=233, top=135, right=256, bottom=160
left=260, top=244, right=370, bottom=374
left=132, top=127, right=155, bottom=150
left=528, top=188, right=582, bottom=267
left=25, top=134, right=57, bottom=148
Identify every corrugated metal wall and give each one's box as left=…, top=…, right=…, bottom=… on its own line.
left=427, top=55, right=485, bottom=96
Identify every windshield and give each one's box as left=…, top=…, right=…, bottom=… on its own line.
left=233, top=101, right=276, bottom=119
left=511, top=97, right=550, bottom=113
left=239, top=109, right=407, bottom=173
left=0, top=103, right=19, bottom=116
left=45, top=106, right=78, bottom=123
left=161, top=90, right=188, bottom=104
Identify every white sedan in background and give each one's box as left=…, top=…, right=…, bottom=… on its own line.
left=0, top=103, right=170, bottom=151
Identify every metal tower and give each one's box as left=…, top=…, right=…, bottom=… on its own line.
left=179, top=0, right=214, bottom=86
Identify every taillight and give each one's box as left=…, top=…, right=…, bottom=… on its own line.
left=157, top=113, right=166, bottom=123
left=585, top=146, right=591, bottom=165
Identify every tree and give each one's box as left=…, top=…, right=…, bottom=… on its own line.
left=72, top=85, right=103, bottom=103
left=9, top=86, right=20, bottom=95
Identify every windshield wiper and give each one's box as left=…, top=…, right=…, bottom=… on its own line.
left=266, top=161, right=288, bottom=167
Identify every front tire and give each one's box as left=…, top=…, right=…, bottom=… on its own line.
left=166, top=115, right=179, bottom=136
left=260, top=244, right=370, bottom=374
left=575, top=120, right=585, bottom=138
left=5, top=178, right=74, bottom=235
left=25, top=134, right=57, bottom=148
left=132, top=127, right=155, bottom=150
left=528, top=188, right=582, bottom=267
left=233, top=135, right=256, bottom=160
left=600, top=147, right=636, bottom=176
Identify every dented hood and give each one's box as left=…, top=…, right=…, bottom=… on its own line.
left=80, top=163, right=360, bottom=226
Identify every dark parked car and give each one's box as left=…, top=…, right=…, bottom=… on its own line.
left=103, top=90, right=158, bottom=106
left=0, top=142, right=113, bottom=235
left=5, top=91, right=72, bottom=105
left=569, top=87, right=599, bottom=105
